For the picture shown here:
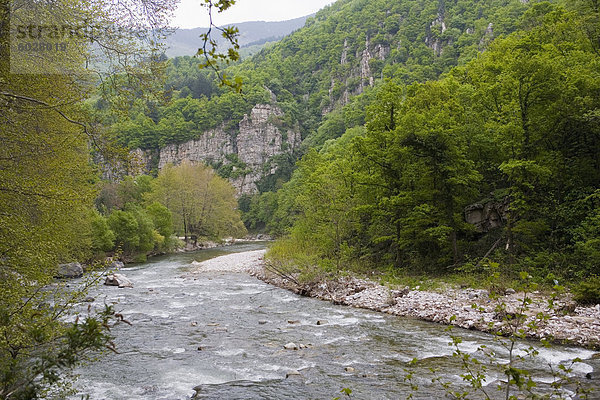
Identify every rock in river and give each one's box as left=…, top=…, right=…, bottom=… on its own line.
left=284, top=342, right=299, bottom=350
left=57, top=262, right=84, bottom=279
left=104, top=273, right=133, bottom=288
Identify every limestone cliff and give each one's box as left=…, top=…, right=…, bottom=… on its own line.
left=133, top=104, right=300, bottom=195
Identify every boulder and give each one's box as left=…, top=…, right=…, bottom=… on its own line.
left=284, top=342, right=299, bottom=350
left=464, top=198, right=508, bottom=233
left=104, top=273, right=133, bottom=288
left=57, top=262, right=84, bottom=279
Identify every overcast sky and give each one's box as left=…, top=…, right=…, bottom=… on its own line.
left=173, top=0, right=335, bottom=28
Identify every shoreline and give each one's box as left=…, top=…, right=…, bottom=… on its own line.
left=190, top=249, right=600, bottom=349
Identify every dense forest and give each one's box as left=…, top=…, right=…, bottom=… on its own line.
left=260, top=1, right=600, bottom=297
left=106, top=0, right=540, bottom=152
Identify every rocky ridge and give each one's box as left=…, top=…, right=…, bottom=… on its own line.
left=130, top=104, right=300, bottom=195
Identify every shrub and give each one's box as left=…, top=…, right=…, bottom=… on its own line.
left=574, top=276, right=600, bottom=304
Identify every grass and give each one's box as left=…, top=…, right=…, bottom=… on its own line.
left=266, top=238, right=583, bottom=299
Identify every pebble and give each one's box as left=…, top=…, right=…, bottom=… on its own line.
left=316, top=320, right=328, bottom=325
left=284, top=342, right=299, bottom=350
left=345, top=367, right=355, bottom=372
left=286, top=370, right=301, bottom=378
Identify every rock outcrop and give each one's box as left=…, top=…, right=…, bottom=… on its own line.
left=151, top=104, right=300, bottom=195
left=464, top=198, right=509, bottom=233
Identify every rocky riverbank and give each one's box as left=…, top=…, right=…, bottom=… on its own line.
left=190, top=249, right=600, bottom=349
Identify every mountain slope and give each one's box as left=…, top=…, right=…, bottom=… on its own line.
left=106, top=0, right=543, bottom=194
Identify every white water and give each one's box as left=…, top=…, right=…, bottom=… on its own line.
left=70, top=244, right=599, bottom=399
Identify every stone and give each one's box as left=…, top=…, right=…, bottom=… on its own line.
left=345, top=367, right=356, bottom=373
left=391, top=287, right=410, bottom=298
left=464, top=198, right=508, bottom=233
left=191, top=322, right=198, bottom=327
left=57, top=262, right=84, bottom=279
left=258, top=320, right=268, bottom=325
left=192, top=385, right=203, bottom=399
left=316, top=320, right=328, bottom=325
left=287, top=320, right=300, bottom=324
left=109, top=260, right=125, bottom=269
left=586, top=372, right=598, bottom=380
left=286, top=370, right=301, bottom=378
left=505, top=288, right=516, bottom=295
left=284, top=343, right=299, bottom=350
left=83, top=296, right=95, bottom=302
left=104, top=273, right=133, bottom=288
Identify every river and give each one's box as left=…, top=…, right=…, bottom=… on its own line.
left=71, top=243, right=599, bottom=399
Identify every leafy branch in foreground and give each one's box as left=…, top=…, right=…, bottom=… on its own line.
left=197, top=0, right=242, bottom=92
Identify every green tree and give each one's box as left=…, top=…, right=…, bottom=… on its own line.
left=90, top=210, right=116, bottom=254
left=146, top=201, right=178, bottom=252
left=150, top=161, right=246, bottom=240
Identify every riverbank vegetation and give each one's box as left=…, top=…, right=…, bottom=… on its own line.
left=93, top=162, right=246, bottom=262
left=262, top=2, right=600, bottom=303
left=0, top=0, right=244, bottom=396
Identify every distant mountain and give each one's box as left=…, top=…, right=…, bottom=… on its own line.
left=164, top=15, right=312, bottom=58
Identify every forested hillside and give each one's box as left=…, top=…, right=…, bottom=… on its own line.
left=102, top=0, right=539, bottom=193
left=109, top=0, right=536, bottom=150
left=261, top=1, right=600, bottom=298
